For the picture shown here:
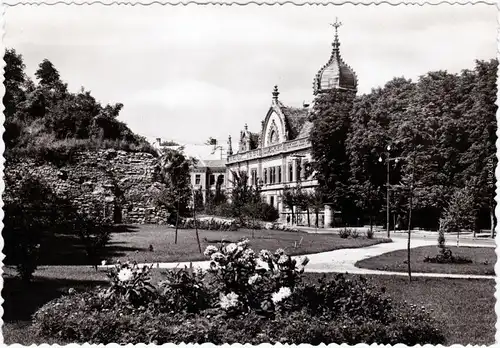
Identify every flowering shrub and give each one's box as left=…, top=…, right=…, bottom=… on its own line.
left=157, top=266, right=211, bottom=313
left=179, top=217, right=238, bottom=231
left=33, top=242, right=445, bottom=345
left=103, top=261, right=157, bottom=308
left=259, top=249, right=309, bottom=292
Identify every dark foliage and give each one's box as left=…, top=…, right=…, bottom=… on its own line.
left=32, top=271, right=444, bottom=345
left=3, top=170, right=111, bottom=280
left=3, top=49, right=156, bottom=164
left=314, top=59, right=497, bottom=232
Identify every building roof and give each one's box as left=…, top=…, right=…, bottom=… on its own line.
left=279, top=103, right=310, bottom=140
left=313, top=23, right=357, bottom=94
left=249, top=132, right=260, bottom=150
left=163, top=144, right=226, bottom=168
left=202, top=159, right=226, bottom=169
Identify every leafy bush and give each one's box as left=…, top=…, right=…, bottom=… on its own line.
left=158, top=266, right=211, bottom=313
left=259, top=202, right=280, bottom=222
left=102, top=261, right=157, bottom=308
left=339, top=227, right=350, bottom=238
left=424, top=227, right=472, bottom=264
left=33, top=243, right=445, bottom=345
left=350, top=229, right=360, bottom=238
left=424, top=249, right=472, bottom=264
left=213, top=202, right=234, bottom=218
left=366, top=228, right=374, bottom=239
left=33, top=294, right=444, bottom=345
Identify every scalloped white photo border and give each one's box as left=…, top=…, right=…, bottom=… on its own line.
left=0, top=1, right=498, bottom=347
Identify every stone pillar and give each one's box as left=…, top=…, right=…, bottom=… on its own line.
left=324, top=204, right=333, bottom=228
left=281, top=155, right=286, bottom=184
left=292, top=160, right=297, bottom=182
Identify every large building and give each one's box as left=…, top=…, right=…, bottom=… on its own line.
left=225, top=21, right=357, bottom=227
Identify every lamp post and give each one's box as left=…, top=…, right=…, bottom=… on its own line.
left=379, top=145, right=399, bottom=238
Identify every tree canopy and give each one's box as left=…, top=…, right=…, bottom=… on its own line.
left=311, top=59, right=498, bottom=232
left=3, top=49, right=155, bottom=164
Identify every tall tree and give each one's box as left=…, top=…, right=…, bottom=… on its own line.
left=310, top=89, right=356, bottom=222
left=158, top=147, right=195, bottom=243
left=347, top=77, right=415, bottom=228
left=459, top=59, right=498, bottom=237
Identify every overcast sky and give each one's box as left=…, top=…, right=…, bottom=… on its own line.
left=4, top=4, right=497, bottom=145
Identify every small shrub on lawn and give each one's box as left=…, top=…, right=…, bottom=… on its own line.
left=339, top=228, right=360, bottom=239
left=366, top=228, right=374, bottom=239
left=424, top=229, right=473, bottom=264
left=33, top=242, right=445, bottom=345
left=424, top=249, right=473, bottom=264
left=339, top=227, right=350, bottom=238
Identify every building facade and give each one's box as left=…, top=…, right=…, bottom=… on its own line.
left=225, top=21, right=357, bottom=227
left=159, top=143, right=228, bottom=204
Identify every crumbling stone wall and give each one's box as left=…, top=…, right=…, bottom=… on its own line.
left=4, top=149, right=169, bottom=224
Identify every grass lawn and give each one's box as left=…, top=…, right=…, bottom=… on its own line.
left=3, top=265, right=495, bottom=345
left=355, top=246, right=496, bottom=275
left=100, top=224, right=391, bottom=264
left=304, top=273, right=495, bottom=345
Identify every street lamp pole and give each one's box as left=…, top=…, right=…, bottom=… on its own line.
left=386, top=154, right=390, bottom=238
left=379, top=145, right=397, bottom=238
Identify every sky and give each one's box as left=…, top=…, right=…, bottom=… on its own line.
left=4, top=4, right=497, bottom=146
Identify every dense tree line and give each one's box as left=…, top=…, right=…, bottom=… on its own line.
left=311, top=59, right=497, bottom=234
left=3, top=48, right=155, bottom=164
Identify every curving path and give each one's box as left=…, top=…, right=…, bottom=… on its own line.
left=103, top=238, right=496, bottom=280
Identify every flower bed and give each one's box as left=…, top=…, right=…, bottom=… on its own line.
left=32, top=241, right=445, bottom=345
left=178, top=216, right=238, bottom=231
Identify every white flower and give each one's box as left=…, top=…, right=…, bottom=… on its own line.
left=275, top=248, right=285, bottom=256
left=117, top=268, right=133, bottom=282
left=101, top=260, right=107, bottom=266
left=225, top=243, right=238, bottom=254
left=242, top=248, right=255, bottom=261
left=237, top=239, right=250, bottom=247
left=277, top=255, right=290, bottom=265
left=211, top=252, right=226, bottom=262
left=248, top=274, right=261, bottom=285
left=219, top=292, right=239, bottom=309
left=272, top=287, right=292, bottom=304
left=259, top=249, right=272, bottom=262
left=204, top=245, right=218, bottom=257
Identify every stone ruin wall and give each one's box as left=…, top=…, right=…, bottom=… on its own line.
left=4, top=149, right=169, bottom=225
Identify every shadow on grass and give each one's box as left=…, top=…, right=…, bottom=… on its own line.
left=2, top=275, right=107, bottom=322
left=5, top=224, right=144, bottom=266
left=105, top=224, right=140, bottom=234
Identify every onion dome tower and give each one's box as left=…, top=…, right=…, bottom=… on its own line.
left=313, top=18, right=358, bottom=95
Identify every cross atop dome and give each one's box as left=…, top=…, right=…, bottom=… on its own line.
left=330, top=17, right=342, bottom=49
left=313, top=20, right=357, bottom=94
